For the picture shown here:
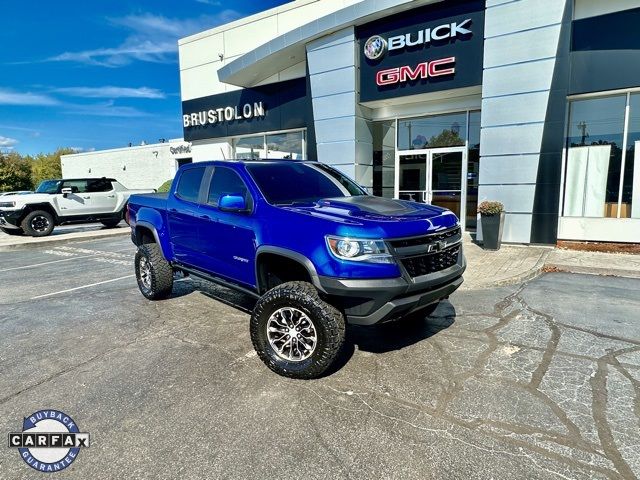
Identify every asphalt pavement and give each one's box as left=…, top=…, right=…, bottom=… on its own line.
left=0, top=235, right=639, bottom=479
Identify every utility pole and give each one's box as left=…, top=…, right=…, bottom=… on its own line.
left=578, top=121, right=588, bottom=145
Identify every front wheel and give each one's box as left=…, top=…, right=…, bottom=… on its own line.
left=135, top=244, right=174, bottom=300
left=250, top=281, right=345, bottom=379
left=21, top=210, right=54, bottom=237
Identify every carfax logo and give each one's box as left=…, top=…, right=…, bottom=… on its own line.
left=8, top=409, right=90, bottom=473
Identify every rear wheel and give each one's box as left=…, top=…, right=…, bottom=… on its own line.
left=21, top=210, right=54, bottom=237
left=1, top=227, right=24, bottom=236
left=250, top=281, right=345, bottom=379
left=100, top=218, right=121, bottom=228
left=135, top=243, right=173, bottom=300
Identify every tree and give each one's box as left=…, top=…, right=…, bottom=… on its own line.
left=428, top=130, right=465, bottom=148
left=0, top=152, right=33, bottom=192
left=31, top=147, right=74, bottom=187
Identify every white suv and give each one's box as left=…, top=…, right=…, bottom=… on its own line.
left=0, top=178, right=154, bottom=237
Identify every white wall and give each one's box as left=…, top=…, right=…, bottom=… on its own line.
left=479, top=0, right=570, bottom=243
left=178, top=0, right=362, bottom=101
left=307, top=27, right=368, bottom=183
left=190, top=140, right=232, bottom=162
left=61, top=143, right=190, bottom=190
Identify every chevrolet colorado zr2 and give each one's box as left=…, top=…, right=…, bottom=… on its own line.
left=128, top=160, right=466, bottom=379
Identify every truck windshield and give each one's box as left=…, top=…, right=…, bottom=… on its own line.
left=35, top=180, right=61, bottom=194
left=246, top=162, right=367, bottom=205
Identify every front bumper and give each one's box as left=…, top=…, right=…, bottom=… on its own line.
left=319, top=250, right=466, bottom=325
left=0, top=210, right=23, bottom=229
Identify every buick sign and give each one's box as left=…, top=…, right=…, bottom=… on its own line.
left=364, top=35, right=388, bottom=60
left=357, top=0, right=484, bottom=102
left=364, top=19, right=472, bottom=62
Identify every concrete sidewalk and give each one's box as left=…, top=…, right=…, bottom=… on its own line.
left=0, top=222, right=130, bottom=251
left=462, top=233, right=640, bottom=290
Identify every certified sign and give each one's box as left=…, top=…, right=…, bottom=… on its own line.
left=8, top=409, right=90, bottom=473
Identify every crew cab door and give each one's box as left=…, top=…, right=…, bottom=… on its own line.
left=56, top=180, right=90, bottom=216
left=198, top=166, right=257, bottom=287
left=85, top=179, right=119, bottom=214
left=167, top=166, right=207, bottom=266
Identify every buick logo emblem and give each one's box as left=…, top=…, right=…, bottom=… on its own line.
left=364, top=35, right=387, bottom=61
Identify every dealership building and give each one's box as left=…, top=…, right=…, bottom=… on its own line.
left=175, top=0, right=639, bottom=245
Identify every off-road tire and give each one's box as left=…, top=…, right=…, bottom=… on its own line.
left=21, top=210, right=55, bottom=237
left=1, top=227, right=24, bottom=236
left=250, top=281, right=345, bottom=379
left=100, top=218, right=121, bottom=228
left=135, top=243, right=173, bottom=300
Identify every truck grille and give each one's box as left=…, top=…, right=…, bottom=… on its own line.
left=389, top=227, right=461, bottom=249
left=401, top=245, right=461, bottom=278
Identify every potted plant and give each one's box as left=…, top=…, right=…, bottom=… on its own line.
left=478, top=201, right=505, bottom=250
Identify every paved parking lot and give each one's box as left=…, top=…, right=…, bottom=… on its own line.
left=0, top=236, right=639, bottom=479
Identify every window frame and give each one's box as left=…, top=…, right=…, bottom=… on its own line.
left=562, top=89, right=636, bottom=219
left=231, top=128, right=307, bottom=160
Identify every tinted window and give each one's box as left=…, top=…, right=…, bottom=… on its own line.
left=246, top=163, right=366, bottom=205
left=176, top=168, right=205, bottom=203
left=208, top=167, right=249, bottom=206
left=36, top=180, right=61, bottom=194
left=61, top=180, right=88, bottom=194
left=86, top=179, right=112, bottom=193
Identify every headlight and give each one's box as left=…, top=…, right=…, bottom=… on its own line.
left=325, top=236, right=394, bottom=264
left=0, top=201, right=15, bottom=208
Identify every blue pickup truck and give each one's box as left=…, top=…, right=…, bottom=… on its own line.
left=128, top=160, right=465, bottom=378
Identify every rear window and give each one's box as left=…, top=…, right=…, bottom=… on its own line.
left=175, top=168, right=205, bottom=203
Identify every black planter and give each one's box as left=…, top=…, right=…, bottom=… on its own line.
left=481, top=212, right=505, bottom=250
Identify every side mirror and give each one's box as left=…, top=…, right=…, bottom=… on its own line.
left=61, top=187, right=73, bottom=197
left=219, top=194, right=247, bottom=213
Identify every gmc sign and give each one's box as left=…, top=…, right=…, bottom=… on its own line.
left=357, top=0, right=484, bottom=102
left=376, top=57, right=456, bottom=86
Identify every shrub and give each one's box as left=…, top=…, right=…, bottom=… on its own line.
left=478, top=201, right=504, bottom=216
left=157, top=180, right=173, bottom=193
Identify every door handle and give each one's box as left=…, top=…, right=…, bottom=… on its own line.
left=199, top=214, right=214, bottom=221
left=169, top=208, right=178, bottom=213
left=82, top=196, right=90, bottom=199
left=107, top=195, right=115, bottom=198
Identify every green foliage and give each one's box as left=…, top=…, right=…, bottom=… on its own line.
left=478, top=201, right=504, bottom=216
left=0, top=152, right=33, bottom=192
left=428, top=130, right=465, bottom=148
left=157, top=179, right=173, bottom=193
left=0, top=148, right=78, bottom=192
left=31, top=148, right=74, bottom=188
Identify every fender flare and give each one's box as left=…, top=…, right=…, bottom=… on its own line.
left=133, top=221, right=169, bottom=260
left=255, top=246, right=325, bottom=293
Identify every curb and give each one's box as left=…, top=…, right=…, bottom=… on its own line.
left=0, top=229, right=130, bottom=252
left=543, top=263, right=640, bottom=280
left=462, top=250, right=551, bottom=290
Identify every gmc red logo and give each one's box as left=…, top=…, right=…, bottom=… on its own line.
left=375, top=57, right=456, bottom=86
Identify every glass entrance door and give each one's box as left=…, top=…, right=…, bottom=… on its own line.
left=428, top=148, right=465, bottom=221
left=396, top=147, right=468, bottom=230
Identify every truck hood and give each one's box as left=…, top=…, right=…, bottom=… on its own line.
left=280, top=196, right=459, bottom=237
left=0, top=193, right=52, bottom=206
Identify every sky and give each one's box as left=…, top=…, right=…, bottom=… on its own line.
left=0, top=0, right=291, bottom=156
